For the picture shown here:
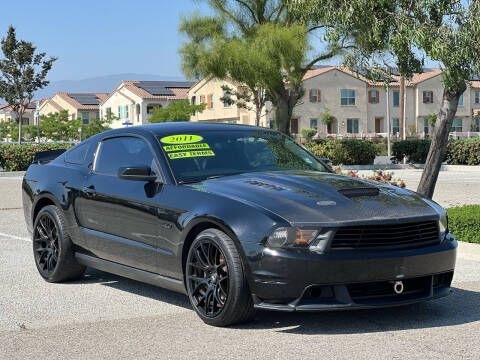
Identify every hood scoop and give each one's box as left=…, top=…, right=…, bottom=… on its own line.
left=338, top=187, right=380, bottom=198
left=243, top=179, right=286, bottom=191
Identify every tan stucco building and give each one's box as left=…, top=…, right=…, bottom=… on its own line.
left=188, top=77, right=270, bottom=127
left=191, top=67, right=480, bottom=137
left=39, top=93, right=108, bottom=124
left=99, top=81, right=194, bottom=128
left=0, top=102, right=36, bottom=125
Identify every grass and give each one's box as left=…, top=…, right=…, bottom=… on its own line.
left=447, top=205, right=480, bottom=244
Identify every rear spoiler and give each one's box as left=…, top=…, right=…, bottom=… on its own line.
left=32, top=149, right=67, bottom=164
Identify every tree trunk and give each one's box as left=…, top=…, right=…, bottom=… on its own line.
left=417, top=82, right=466, bottom=198
left=273, top=97, right=290, bottom=135
left=17, top=111, right=23, bottom=144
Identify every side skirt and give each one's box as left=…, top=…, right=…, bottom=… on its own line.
left=75, top=253, right=186, bottom=294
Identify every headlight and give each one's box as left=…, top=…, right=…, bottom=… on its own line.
left=266, top=227, right=319, bottom=248
left=439, top=212, right=448, bottom=236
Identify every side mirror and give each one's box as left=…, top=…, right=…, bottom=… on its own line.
left=118, top=166, right=157, bottom=182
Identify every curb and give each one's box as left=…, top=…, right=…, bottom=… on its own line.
left=0, top=171, right=26, bottom=177
left=341, top=164, right=480, bottom=172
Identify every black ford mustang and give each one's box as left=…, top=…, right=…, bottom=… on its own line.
left=22, top=123, right=457, bottom=326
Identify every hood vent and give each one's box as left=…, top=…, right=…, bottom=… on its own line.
left=243, top=179, right=285, bottom=191
left=339, top=187, right=380, bottom=198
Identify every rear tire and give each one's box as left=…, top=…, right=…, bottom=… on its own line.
left=33, top=205, right=85, bottom=282
left=186, top=229, right=255, bottom=326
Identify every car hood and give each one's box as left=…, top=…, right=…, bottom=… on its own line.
left=188, top=170, right=438, bottom=225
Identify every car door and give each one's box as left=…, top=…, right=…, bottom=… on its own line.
left=74, top=135, right=172, bottom=274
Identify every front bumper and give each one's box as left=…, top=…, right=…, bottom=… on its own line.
left=244, top=235, right=457, bottom=310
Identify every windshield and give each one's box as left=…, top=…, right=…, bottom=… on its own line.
left=158, top=130, right=329, bottom=183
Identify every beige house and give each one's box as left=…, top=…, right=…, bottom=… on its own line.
left=294, top=66, right=445, bottom=137
left=188, top=77, right=270, bottom=126
left=99, top=81, right=194, bottom=128
left=192, top=67, right=480, bottom=138
left=39, top=93, right=108, bottom=124
left=0, top=102, right=37, bottom=125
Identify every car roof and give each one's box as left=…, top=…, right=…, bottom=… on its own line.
left=143, top=122, right=274, bottom=136
left=83, top=122, right=278, bottom=144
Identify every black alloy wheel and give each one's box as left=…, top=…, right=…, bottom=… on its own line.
left=185, top=229, right=255, bottom=326
left=34, top=213, right=59, bottom=276
left=32, top=205, right=85, bottom=282
left=187, top=239, right=229, bottom=317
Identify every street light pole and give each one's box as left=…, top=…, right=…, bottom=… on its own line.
left=386, top=85, right=391, bottom=158
left=36, top=100, right=40, bottom=144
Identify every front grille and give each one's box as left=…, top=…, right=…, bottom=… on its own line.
left=331, top=220, right=440, bottom=250
left=348, top=276, right=431, bottom=300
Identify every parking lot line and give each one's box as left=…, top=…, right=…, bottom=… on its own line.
left=0, top=232, right=30, bottom=242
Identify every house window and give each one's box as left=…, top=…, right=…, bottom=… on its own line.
left=199, top=95, right=205, bottom=104
left=346, top=118, right=359, bottom=133
left=475, top=91, right=480, bottom=104
left=392, top=118, right=400, bottom=134
left=106, top=107, right=112, bottom=119
left=209, top=94, right=214, bottom=109
left=393, top=91, right=400, bottom=107
left=368, top=90, right=379, bottom=104
left=191, top=96, right=196, bottom=105
left=223, top=92, right=231, bottom=107
left=310, top=89, right=320, bottom=103
left=118, top=106, right=122, bottom=119
left=341, top=89, right=355, bottom=105
left=124, top=105, right=129, bottom=119
left=458, top=94, right=463, bottom=106
left=423, top=91, right=434, bottom=104
left=82, top=112, right=89, bottom=124
left=450, top=118, right=462, bottom=132
left=147, top=104, right=162, bottom=114
left=424, top=118, right=429, bottom=134
left=310, top=119, right=318, bottom=130
left=95, top=111, right=100, bottom=119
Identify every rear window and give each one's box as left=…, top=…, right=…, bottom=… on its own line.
left=65, top=143, right=89, bottom=165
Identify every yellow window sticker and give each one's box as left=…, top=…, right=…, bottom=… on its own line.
left=163, top=143, right=210, bottom=152
left=160, top=134, right=203, bottom=144
left=168, top=150, right=215, bottom=159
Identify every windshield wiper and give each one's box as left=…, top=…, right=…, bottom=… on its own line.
left=178, top=173, right=240, bottom=185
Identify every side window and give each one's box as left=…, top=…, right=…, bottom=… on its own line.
left=65, top=143, right=89, bottom=165
left=94, top=137, right=155, bottom=176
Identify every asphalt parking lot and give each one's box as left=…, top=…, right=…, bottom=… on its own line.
left=1, top=173, right=480, bottom=359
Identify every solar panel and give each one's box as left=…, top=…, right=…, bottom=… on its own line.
left=68, top=93, right=100, bottom=105
left=135, top=81, right=195, bottom=96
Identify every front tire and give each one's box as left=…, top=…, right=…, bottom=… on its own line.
left=33, top=205, right=86, bottom=282
left=186, top=229, right=255, bottom=326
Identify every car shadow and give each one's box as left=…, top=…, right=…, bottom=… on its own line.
left=69, top=270, right=480, bottom=333
left=238, top=287, right=480, bottom=334
left=74, top=268, right=191, bottom=310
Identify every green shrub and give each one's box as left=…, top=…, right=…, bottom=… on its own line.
left=306, top=139, right=376, bottom=165
left=392, top=139, right=431, bottom=163
left=446, top=138, right=480, bottom=165
left=374, top=142, right=388, bottom=156
left=301, top=128, right=317, bottom=141
left=447, top=205, right=480, bottom=243
left=0, top=143, right=74, bottom=171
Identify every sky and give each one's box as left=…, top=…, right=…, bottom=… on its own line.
left=1, top=0, right=439, bottom=84
left=0, top=0, right=212, bottom=81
